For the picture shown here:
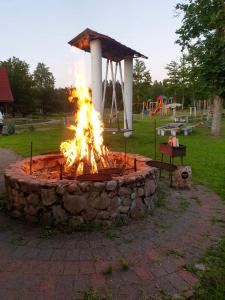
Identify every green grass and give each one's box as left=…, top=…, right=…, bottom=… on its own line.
left=120, top=258, right=129, bottom=271
left=192, top=236, right=225, bottom=300
left=103, top=265, right=113, bottom=276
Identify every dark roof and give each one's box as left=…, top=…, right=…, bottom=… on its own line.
left=0, top=68, right=14, bottom=103
left=68, top=28, right=148, bottom=62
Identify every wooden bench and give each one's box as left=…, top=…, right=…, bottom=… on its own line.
left=180, top=125, right=195, bottom=136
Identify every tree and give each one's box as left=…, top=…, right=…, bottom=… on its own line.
left=176, top=0, right=225, bottom=136
left=165, top=60, right=180, bottom=99
left=0, top=57, right=34, bottom=115
left=133, top=59, right=152, bottom=102
left=33, top=63, right=55, bottom=114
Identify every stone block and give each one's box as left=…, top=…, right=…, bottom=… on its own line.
left=91, top=192, right=110, bottom=210
left=52, top=205, right=68, bottom=223
left=173, top=166, right=192, bottom=189
left=41, top=188, right=57, bottom=206
left=63, top=194, right=87, bottom=214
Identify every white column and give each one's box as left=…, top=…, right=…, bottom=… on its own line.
left=90, top=39, right=102, bottom=114
left=124, top=57, right=133, bottom=137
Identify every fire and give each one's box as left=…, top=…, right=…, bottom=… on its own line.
left=60, top=73, right=109, bottom=175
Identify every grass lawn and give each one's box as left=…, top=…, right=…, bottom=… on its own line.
left=1, top=115, right=224, bottom=200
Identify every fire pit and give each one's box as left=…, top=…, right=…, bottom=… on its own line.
left=4, top=69, right=158, bottom=225
left=4, top=152, right=158, bottom=225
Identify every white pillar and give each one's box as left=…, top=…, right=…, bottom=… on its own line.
left=90, top=39, right=102, bottom=114
left=124, top=57, right=133, bottom=137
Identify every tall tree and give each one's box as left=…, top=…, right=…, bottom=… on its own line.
left=176, top=0, right=225, bottom=136
left=165, top=60, right=180, bottom=99
left=133, top=59, right=152, bottom=102
left=33, top=63, right=55, bottom=114
left=0, top=57, right=34, bottom=115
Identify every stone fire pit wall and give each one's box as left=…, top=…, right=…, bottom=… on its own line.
left=4, top=152, right=159, bottom=225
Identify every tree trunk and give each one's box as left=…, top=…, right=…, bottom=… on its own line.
left=211, top=95, right=223, bottom=136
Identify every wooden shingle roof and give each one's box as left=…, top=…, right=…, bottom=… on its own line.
left=69, top=28, right=148, bottom=62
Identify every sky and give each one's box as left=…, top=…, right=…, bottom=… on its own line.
left=0, top=0, right=182, bottom=88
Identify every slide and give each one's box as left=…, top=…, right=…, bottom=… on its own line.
left=151, top=106, right=160, bottom=115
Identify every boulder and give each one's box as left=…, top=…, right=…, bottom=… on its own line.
left=69, top=216, right=84, bottom=227
left=52, top=205, right=68, bottom=223
left=144, top=179, right=156, bottom=196
left=27, top=193, right=40, bottom=207
left=63, top=194, right=87, bottom=214
left=41, top=188, right=57, bottom=206
left=91, top=192, right=110, bottom=210
left=106, top=180, right=117, bottom=191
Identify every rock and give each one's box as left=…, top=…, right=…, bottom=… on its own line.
left=131, top=192, right=136, bottom=200
left=172, top=166, right=192, bottom=189
left=91, top=192, right=110, bottom=210
left=108, top=197, right=119, bottom=211
left=25, top=215, right=38, bottom=223
left=20, top=182, right=31, bottom=193
left=27, top=193, right=40, bottom=207
left=106, top=180, right=117, bottom=191
left=194, top=263, right=206, bottom=271
left=24, top=205, right=40, bottom=216
left=94, top=182, right=105, bottom=191
left=118, top=187, right=131, bottom=196
left=118, top=206, right=129, bottom=213
left=67, top=182, right=80, bottom=193
left=97, top=211, right=110, bottom=220
left=80, top=182, right=90, bottom=192
left=63, top=194, right=87, bottom=214
left=11, top=210, right=22, bottom=218
left=41, top=188, right=57, bottom=206
left=52, top=205, right=68, bottom=223
left=69, top=216, right=84, bottom=227
left=121, top=198, right=131, bottom=206
left=30, top=181, right=40, bottom=193
left=83, top=208, right=97, bottom=222
left=41, top=211, right=54, bottom=225
left=56, top=183, right=67, bottom=195
left=145, top=179, right=156, bottom=196
left=130, top=198, right=145, bottom=219
left=137, top=187, right=144, bottom=197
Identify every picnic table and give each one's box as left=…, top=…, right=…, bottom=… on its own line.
left=156, top=123, right=196, bottom=136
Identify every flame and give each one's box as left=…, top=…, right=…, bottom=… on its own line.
left=60, top=72, right=108, bottom=175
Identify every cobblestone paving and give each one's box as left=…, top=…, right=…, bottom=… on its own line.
left=0, top=148, right=225, bottom=299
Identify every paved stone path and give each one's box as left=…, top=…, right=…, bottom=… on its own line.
left=0, top=148, right=225, bottom=299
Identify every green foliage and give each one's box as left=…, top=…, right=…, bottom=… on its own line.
left=120, top=258, right=129, bottom=271
left=167, top=249, right=184, bottom=258
left=176, top=1, right=225, bottom=93
left=193, top=236, right=225, bottom=299
left=0, top=57, right=73, bottom=116
left=103, top=265, right=113, bottom=276
left=133, top=59, right=152, bottom=103
left=33, top=63, right=55, bottom=114
left=6, top=120, right=15, bottom=135
left=176, top=0, right=225, bottom=135
left=0, top=57, right=34, bottom=115
left=82, top=288, right=102, bottom=300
